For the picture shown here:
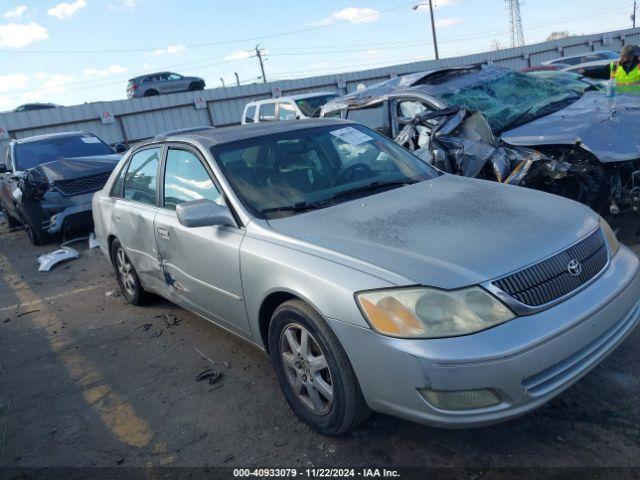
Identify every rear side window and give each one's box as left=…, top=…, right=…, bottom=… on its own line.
left=346, top=102, right=391, bottom=137
left=259, top=103, right=276, bottom=121
left=278, top=102, right=297, bottom=120
left=244, top=105, right=256, bottom=123
left=163, top=149, right=220, bottom=210
left=123, top=148, right=160, bottom=206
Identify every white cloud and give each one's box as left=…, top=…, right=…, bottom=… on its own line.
left=109, top=0, right=138, bottom=11
left=152, top=44, right=185, bottom=56
left=435, top=17, right=463, bottom=28
left=84, top=64, right=127, bottom=78
left=313, top=7, right=381, bottom=26
left=0, top=22, right=48, bottom=48
left=4, top=5, right=28, bottom=19
left=36, top=73, right=75, bottom=92
left=47, top=0, right=87, bottom=20
left=224, top=50, right=254, bottom=61
left=0, top=73, right=29, bottom=93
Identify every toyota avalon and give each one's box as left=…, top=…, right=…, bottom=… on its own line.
left=92, top=119, right=640, bottom=434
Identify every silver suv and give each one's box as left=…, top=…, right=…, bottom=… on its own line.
left=127, top=72, right=205, bottom=98
left=92, top=119, right=639, bottom=435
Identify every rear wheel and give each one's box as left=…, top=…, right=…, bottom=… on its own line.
left=268, top=299, right=370, bottom=435
left=1, top=204, right=20, bottom=229
left=110, top=238, right=146, bottom=304
left=144, top=89, right=159, bottom=97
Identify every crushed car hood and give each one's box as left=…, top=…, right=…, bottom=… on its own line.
left=267, top=175, right=598, bottom=289
left=502, top=92, right=640, bottom=162
left=28, top=154, right=121, bottom=183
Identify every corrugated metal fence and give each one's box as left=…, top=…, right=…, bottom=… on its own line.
left=1, top=26, right=639, bottom=150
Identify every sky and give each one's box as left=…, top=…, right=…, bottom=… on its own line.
left=0, top=0, right=636, bottom=110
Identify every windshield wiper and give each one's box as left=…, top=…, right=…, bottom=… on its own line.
left=328, top=180, right=417, bottom=203
left=260, top=201, right=325, bottom=215
left=261, top=180, right=417, bottom=216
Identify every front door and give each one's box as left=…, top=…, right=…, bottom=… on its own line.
left=154, top=147, right=249, bottom=335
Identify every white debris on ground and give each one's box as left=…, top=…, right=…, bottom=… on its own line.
left=89, top=232, right=99, bottom=249
left=37, top=247, right=80, bottom=272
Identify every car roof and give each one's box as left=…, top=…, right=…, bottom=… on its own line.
left=324, top=64, right=499, bottom=107
left=161, top=118, right=352, bottom=146
left=246, top=92, right=337, bottom=106
left=130, top=71, right=173, bottom=81
left=14, top=131, right=96, bottom=144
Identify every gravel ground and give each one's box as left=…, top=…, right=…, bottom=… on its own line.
left=0, top=222, right=639, bottom=470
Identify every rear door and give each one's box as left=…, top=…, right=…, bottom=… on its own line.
left=110, top=146, right=165, bottom=291
left=154, top=145, right=249, bottom=335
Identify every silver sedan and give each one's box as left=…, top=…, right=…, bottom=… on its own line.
left=92, top=119, right=640, bottom=434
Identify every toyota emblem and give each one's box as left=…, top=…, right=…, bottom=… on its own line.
left=567, top=259, right=583, bottom=277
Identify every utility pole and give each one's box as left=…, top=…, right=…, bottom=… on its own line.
left=413, top=1, right=439, bottom=60
left=255, top=45, right=267, bottom=83
left=506, top=0, right=525, bottom=47
left=234, top=72, right=240, bottom=87
left=633, top=0, right=637, bottom=28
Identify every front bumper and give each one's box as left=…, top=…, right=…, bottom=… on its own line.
left=326, top=245, right=640, bottom=428
left=41, top=192, right=95, bottom=234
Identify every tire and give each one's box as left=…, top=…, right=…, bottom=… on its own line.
left=109, top=238, right=146, bottom=305
left=189, top=82, right=204, bottom=91
left=1, top=204, right=20, bottom=229
left=268, top=299, right=371, bottom=435
left=144, top=89, right=159, bottom=97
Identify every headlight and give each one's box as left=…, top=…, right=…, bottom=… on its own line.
left=599, top=216, right=620, bottom=257
left=356, top=287, right=515, bottom=339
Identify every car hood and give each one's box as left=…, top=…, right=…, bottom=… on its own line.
left=27, top=154, right=121, bottom=183
left=267, top=175, right=598, bottom=289
left=502, top=92, right=640, bottom=162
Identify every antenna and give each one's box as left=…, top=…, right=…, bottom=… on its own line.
left=506, top=0, right=525, bottom=47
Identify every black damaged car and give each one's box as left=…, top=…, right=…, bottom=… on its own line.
left=0, top=131, right=126, bottom=245
left=321, top=64, right=640, bottom=219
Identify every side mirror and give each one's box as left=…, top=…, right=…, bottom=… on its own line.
left=176, top=199, right=236, bottom=228
left=114, top=143, right=127, bottom=154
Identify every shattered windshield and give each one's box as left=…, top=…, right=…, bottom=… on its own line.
left=440, top=69, right=580, bottom=134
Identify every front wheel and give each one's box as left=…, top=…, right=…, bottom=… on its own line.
left=268, top=299, right=370, bottom=435
left=110, top=239, right=146, bottom=304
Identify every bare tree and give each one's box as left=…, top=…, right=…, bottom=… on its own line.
left=491, top=39, right=502, bottom=51
left=546, top=31, right=571, bottom=41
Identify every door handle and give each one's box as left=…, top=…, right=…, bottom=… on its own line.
left=157, top=226, right=170, bottom=240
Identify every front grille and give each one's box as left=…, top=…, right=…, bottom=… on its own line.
left=492, top=229, right=608, bottom=308
left=53, top=171, right=112, bottom=196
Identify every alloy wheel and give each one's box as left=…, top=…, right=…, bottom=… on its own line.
left=116, top=247, right=136, bottom=297
left=280, top=323, right=334, bottom=415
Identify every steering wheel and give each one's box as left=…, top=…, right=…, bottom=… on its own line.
left=337, top=163, right=374, bottom=184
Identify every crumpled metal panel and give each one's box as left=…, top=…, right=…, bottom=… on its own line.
left=502, top=92, right=640, bottom=163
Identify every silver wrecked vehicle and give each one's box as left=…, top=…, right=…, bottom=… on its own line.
left=92, top=119, right=640, bottom=434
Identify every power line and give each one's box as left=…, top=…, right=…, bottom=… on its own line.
left=0, top=2, right=415, bottom=55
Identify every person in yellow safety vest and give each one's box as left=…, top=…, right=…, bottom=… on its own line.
left=610, top=45, right=640, bottom=93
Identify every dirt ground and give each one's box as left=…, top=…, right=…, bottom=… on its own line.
left=0, top=222, right=639, bottom=470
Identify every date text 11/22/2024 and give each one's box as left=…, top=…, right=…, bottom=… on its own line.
left=233, top=468, right=401, bottom=478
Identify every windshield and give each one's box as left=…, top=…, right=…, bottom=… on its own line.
left=15, top=134, right=114, bottom=170
left=295, top=95, right=338, bottom=117
left=527, top=71, right=603, bottom=94
left=440, top=70, right=580, bottom=134
left=212, top=124, right=440, bottom=219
